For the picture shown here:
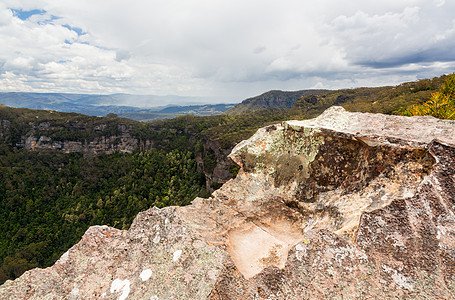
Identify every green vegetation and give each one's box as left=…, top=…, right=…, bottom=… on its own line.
left=402, top=73, right=455, bottom=119
left=0, top=147, right=206, bottom=283
left=292, top=75, right=445, bottom=117
left=226, top=89, right=327, bottom=114
left=147, top=109, right=297, bottom=149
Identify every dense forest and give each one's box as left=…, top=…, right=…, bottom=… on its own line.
left=0, top=147, right=207, bottom=283
left=0, top=73, right=453, bottom=284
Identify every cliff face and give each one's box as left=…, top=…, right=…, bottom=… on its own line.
left=14, top=122, right=151, bottom=155
left=0, top=107, right=154, bottom=155
left=197, top=138, right=238, bottom=192
left=1, top=107, right=455, bottom=299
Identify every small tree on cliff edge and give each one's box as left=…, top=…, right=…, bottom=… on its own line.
left=404, top=73, right=455, bottom=120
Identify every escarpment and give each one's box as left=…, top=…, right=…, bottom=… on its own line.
left=18, top=122, right=150, bottom=155
left=1, top=106, right=455, bottom=299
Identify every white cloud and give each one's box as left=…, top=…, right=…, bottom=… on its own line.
left=326, top=3, right=455, bottom=69
left=0, top=0, right=454, bottom=102
left=434, top=0, right=446, bottom=7
left=0, top=5, right=13, bottom=26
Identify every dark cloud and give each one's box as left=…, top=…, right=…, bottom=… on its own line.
left=326, top=3, right=455, bottom=71
left=253, top=46, right=266, bottom=54
left=356, top=47, right=455, bottom=69
left=115, top=50, right=131, bottom=62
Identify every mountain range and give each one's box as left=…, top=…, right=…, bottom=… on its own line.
left=0, top=89, right=330, bottom=121
left=0, top=92, right=234, bottom=121
left=0, top=74, right=449, bottom=122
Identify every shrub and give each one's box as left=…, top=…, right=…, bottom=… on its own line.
left=403, top=73, right=455, bottom=119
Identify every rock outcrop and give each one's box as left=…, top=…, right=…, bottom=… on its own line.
left=1, top=106, right=455, bottom=299
left=17, top=122, right=149, bottom=155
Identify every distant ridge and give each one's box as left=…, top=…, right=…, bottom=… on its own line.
left=226, top=89, right=328, bottom=114
left=0, top=92, right=211, bottom=109
left=0, top=92, right=233, bottom=121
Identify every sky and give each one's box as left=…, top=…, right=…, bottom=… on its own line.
left=0, top=0, right=454, bottom=103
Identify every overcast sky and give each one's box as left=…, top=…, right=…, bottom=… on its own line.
left=1, top=0, right=454, bottom=103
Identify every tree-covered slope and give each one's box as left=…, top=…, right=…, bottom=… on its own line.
left=291, top=75, right=447, bottom=118
left=0, top=148, right=207, bottom=284
left=226, top=89, right=327, bottom=114
left=402, top=73, right=455, bottom=119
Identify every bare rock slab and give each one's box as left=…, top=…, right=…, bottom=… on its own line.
left=0, top=207, right=226, bottom=299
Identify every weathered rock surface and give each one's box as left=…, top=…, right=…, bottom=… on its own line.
left=19, top=123, right=147, bottom=155
left=1, top=106, right=455, bottom=299
left=0, top=116, right=153, bottom=155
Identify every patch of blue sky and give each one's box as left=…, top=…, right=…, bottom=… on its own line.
left=64, top=40, right=91, bottom=45
left=11, top=9, right=46, bottom=20
left=62, top=24, right=86, bottom=36
left=37, top=15, right=60, bottom=25
left=11, top=9, right=60, bottom=25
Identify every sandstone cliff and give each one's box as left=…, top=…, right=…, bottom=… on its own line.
left=1, top=106, right=455, bottom=299
left=16, top=122, right=150, bottom=155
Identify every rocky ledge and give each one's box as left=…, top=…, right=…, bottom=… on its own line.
left=1, top=106, right=455, bottom=299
